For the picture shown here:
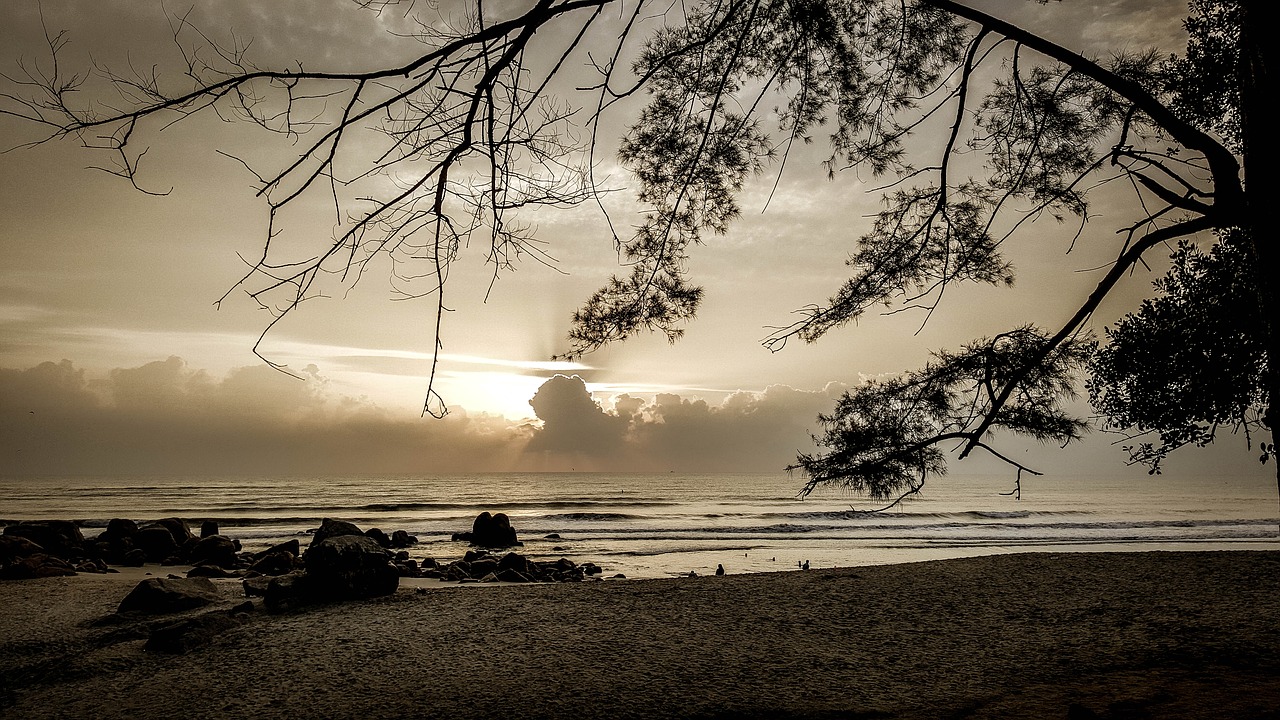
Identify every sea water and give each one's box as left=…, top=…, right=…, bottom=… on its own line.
left=2, top=472, right=1277, bottom=578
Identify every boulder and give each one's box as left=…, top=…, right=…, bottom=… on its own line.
left=189, top=535, right=239, bottom=569
left=497, top=552, right=531, bottom=575
left=253, top=539, right=300, bottom=561
left=467, top=558, right=499, bottom=579
left=309, top=518, right=364, bottom=548
left=75, top=559, right=110, bottom=574
left=106, top=518, right=139, bottom=540
left=134, top=526, right=179, bottom=562
left=121, top=549, right=147, bottom=567
left=0, top=553, right=77, bottom=580
left=249, top=551, right=296, bottom=576
left=263, top=571, right=314, bottom=613
left=117, top=577, right=222, bottom=615
left=468, top=512, right=520, bottom=548
left=303, top=535, right=399, bottom=600
left=146, top=518, right=194, bottom=546
left=243, top=575, right=272, bottom=598
left=186, top=564, right=241, bottom=579
left=0, top=535, right=45, bottom=563
left=390, top=530, right=418, bottom=548
left=365, top=528, right=392, bottom=548
left=2, top=521, right=85, bottom=560
left=199, top=521, right=219, bottom=538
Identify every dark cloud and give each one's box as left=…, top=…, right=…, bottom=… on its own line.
left=0, top=358, right=529, bottom=476
left=2, top=362, right=842, bottom=476
left=521, top=374, right=841, bottom=472
left=525, top=374, right=627, bottom=458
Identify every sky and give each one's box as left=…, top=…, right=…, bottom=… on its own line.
left=0, top=0, right=1268, bottom=481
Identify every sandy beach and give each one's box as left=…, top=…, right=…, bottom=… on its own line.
left=2, top=550, right=1278, bottom=719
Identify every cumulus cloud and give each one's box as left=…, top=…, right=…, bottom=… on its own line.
left=1, top=361, right=842, bottom=476
left=0, top=358, right=530, bottom=476
left=521, top=375, right=843, bottom=472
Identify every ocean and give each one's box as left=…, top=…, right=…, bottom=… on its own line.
left=2, top=472, right=1277, bottom=578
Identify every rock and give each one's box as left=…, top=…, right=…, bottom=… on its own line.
left=121, top=549, right=147, bottom=567
left=497, top=552, right=531, bottom=575
left=134, top=526, right=179, bottom=562
left=463, top=549, right=489, bottom=563
left=0, top=553, right=77, bottom=580
left=395, top=559, right=420, bottom=577
left=75, top=559, right=109, bottom=574
left=468, top=558, right=499, bottom=579
left=263, top=571, right=312, bottom=613
left=365, top=528, right=392, bottom=548
left=303, top=535, right=399, bottom=600
left=467, top=512, right=521, bottom=548
left=249, top=551, right=296, bottom=576
left=146, top=518, right=194, bottom=546
left=495, top=568, right=531, bottom=583
left=117, top=577, right=222, bottom=615
left=243, top=575, right=272, bottom=597
left=390, top=530, right=418, bottom=548
left=2, top=521, right=85, bottom=560
left=0, top=535, right=45, bottom=563
left=253, top=539, right=300, bottom=561
left=199, top=521, right=219, bottom=538
left=187, top=565, right=241, bottom=579
left=582, top=562, right=603, bottom=576
left=106, top=518, right=139, bottom=539
left=309, top=518, right=364, bottom=548
left=543, top=533, right=561, bottom=540
left=189, top=535, right=239, bottom=569
left=145, top=609, right=248, bottom=654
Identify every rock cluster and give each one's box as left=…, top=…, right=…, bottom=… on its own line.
left=414, top=549, right=603, bottom=584
left=450, top=511, right=521, bottom=548
left=3, top=514, right=610, bottom=592
left=257, top=518, right=402, bottom=612
left=0, top=521, right=108, bottom=578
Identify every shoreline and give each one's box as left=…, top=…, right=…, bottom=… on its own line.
left=4, top=549, right=1279, bottom=719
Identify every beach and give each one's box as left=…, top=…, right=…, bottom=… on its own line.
left=3, top=550, right=1278, bottom=719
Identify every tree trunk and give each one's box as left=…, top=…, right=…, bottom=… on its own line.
left=1237, top=3, right=1280, bottom=514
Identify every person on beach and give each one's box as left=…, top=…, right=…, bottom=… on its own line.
left=715, top=564, right=725, bottom=576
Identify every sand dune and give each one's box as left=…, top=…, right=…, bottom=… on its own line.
left=3, top=550, right=1278, bottom=719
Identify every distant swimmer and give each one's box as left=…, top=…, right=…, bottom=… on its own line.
left=715, top=564, right=725, bottom=576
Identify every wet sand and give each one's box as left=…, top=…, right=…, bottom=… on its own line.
left=2, top=550, right=1278, bottom=719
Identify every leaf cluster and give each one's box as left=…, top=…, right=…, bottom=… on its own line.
left=795, top=326, right=1092, bottom=497
left=1087, top=231, right=1268, bottom=473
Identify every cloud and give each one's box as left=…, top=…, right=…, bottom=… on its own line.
left=0, top=358, right=531, bottom=476
left=521, top=375, right=842, bottom=472
left=1, top=361, right=842, bottom=477
left=525, top=374, right=628, bottom=458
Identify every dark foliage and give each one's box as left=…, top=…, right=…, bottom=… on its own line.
left=1088, top=232, right=1268, bottom=473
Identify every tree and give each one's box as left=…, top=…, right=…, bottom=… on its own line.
left=1088, top=232, right=1269, bottom=475
left=2, top=0, right=1273, bottom=499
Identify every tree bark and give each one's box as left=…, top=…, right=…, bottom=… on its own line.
left=1237, top=2, right=1280, bottom=507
